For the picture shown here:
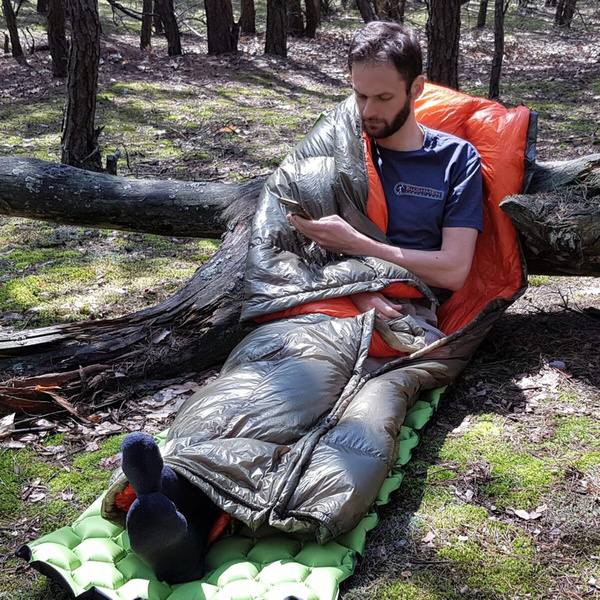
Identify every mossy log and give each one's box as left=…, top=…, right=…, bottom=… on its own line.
left=0, top=154, right=598, bottom=415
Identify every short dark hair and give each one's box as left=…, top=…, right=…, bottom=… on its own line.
left=348, top=21, right=423, bottom=90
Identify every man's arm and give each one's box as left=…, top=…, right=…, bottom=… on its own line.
left=287, top=214, right=478, bottom=291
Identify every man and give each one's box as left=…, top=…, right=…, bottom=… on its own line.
left=288, top=21, right=482, bottom=319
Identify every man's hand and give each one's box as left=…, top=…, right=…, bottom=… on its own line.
left=287, top=214, right=371, bottom=255
left=350, top=292, right=403, bottom=319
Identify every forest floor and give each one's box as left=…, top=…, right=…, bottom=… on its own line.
left=1, top=1, right=600, bottom=599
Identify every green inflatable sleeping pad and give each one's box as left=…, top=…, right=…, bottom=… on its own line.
left=17, top=387, right=445, bottom=600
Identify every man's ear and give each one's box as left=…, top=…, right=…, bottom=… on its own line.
left=410, top=75, right=426, bottom=100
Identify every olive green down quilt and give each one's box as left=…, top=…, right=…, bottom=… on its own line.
left=18, top=387, right=443, bottom=600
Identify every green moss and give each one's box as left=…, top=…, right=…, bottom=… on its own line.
left=0, top=452, right=22, bottom=518
left=552, top=416, right=600, bottom=447
left=439, top=415, right=557, bottom=508
left=529, top=275, right=552, bottom=287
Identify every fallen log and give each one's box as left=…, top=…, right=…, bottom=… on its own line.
left=0, top=154, right=598, bottom=414
left=500, top=155, right=600, bottom=276
left=0, top=156, right=264, bottom=238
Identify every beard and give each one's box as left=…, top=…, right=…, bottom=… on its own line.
left=362, top=96, right=411, bottom=140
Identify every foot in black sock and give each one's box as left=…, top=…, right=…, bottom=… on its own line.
left=121, top=432, right=207, bottom=584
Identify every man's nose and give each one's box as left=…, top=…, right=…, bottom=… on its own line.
left=361, top=98, right=377, bottom=119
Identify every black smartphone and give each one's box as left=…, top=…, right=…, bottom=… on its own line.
left=278, top=197, right=313, bottom=220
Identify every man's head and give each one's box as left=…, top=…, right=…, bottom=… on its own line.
left=348, top=22, right=425, bottom=140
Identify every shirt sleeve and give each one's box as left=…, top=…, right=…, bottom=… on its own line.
left=442, top=144, right=483, bottom=232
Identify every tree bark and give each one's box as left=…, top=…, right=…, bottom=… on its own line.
left=47, top=0, right=68, bottom=77
left=140, top=0, right=153, bottom=50
left=287, top=0, right=303, bottom=36
left=426, top=0, right=461, bottom=90
left=2, top=0, right=24, bottom=58
left=304, top=0, right=319, bottom=37
left=375, top=0, right=405, bottom=21
left=239, top=0, right=256, bottom=34
left=61, top=0, right=102, bottom=172
left=155, top=0, right=181, bottom=55
left=555, top=0, right=577, bottom=27
left=265, top=0, right=286, bottom=56
left=0, top=156, right=264, bottom=237
left=355, top=0, right=376, bottom=23
left=476, top=0, right=488, bottom=27
left=153, top=0, right=163, bottom=33
left=37, top=0, right=48, bottom=13
left=204, top=0, right=238, bottom=54
left=500, top=155, right=600, bottom=276
left=0, top=154, right=598, bottom=412
left=488, top=0, right=504, bottom=99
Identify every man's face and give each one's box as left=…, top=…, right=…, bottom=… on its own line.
left=351, top=61, right=414, bottom=140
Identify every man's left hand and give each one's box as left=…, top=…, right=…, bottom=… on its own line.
left=287, top=214, right=371, bottom=255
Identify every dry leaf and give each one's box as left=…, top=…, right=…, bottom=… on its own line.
left=422, top=531, right=436, bottom=543
left=0, top=413, right=16, bottom=439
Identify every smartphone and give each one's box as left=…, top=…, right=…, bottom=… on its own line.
left=278, top=197, right=313, bottom=220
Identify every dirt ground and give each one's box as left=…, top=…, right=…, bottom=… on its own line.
left=1, top=1, right=600, bottom=599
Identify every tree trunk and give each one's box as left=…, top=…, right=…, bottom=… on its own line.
left=265, top=0, right=286, bottom=56
left=355, top=0, right=376, bottom=23
left=37, top=0, right=48, bottom=13
left=0, top=154, right=598, bottom=412
left=155, top=0, right=181, bottom=55
left=204, top=0, right=238, bottom=54
left=287, top=0, right=303, bottom=36
left=61, top=0, right=102, bottom=172
left=375, top=0, right=405, bottom=21
left=239, top=0, right=256, bottom=34
left=153, top=0, right=163, bottom=33
left=426, top=0, right=461, bottom=90
left=47, top=0, right=68, bottom=77
left=476, top=0, right=488, bottom=27
left=555, top=0, right=576, bottom=27
left=304, top=0, right=319, bottom=38
left=488, top=0, right=504, bottom=99
left=140, top=0, right=153, bottom=50
left=2, top=0, right=24, bottom=58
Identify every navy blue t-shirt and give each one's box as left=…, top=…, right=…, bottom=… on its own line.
left=373, top=126, right=483, bottom=252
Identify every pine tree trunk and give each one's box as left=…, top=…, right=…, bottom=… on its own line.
left=140, top=0, right=153, bottom=50
left=555, top=0, right=576, bottom=27
left=426, top=0, right=461, bottom=90
left=153, top=0, right=163, bottom=33
left=489, top=0, right=504, bottom=99
left=37, top=0, right=48, bottom=13
left=265, top=0, right=286, bottom=56
left=476, top=0, right=488, bottom=27
left=2, top=0, right=24, bottom=58
left=287, top=0, right=303, bottom=36
left=61, top=0, right=102, bottom=172
left=47, top=0, right=68, bottom=77
left=155, top=0, right=181, bottom=55
left=355, top=0, right=376, bottom=23
left=204, top=0, right=238, bottom=54
left=304, top=0, right=319, bottom=38
left=239, top=0, right=256, bottom=34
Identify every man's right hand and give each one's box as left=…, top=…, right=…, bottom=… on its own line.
left=350, top=292, right=403, bottom=319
